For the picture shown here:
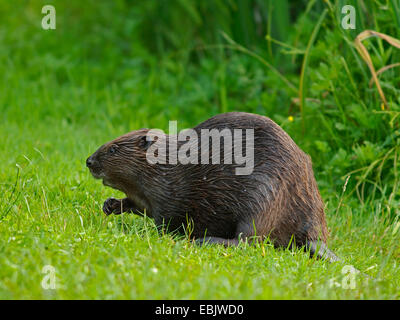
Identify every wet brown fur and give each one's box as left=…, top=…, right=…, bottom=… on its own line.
left=87, top=112, right=333, bottom=256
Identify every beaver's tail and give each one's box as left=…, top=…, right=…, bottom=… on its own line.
left=306, top=240, right=340, bottom=262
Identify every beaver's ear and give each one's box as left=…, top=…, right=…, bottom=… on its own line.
left=138, top=135, right=155, bottom=150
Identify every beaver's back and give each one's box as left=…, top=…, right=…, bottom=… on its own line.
left=150, top=112, right=327, bottom=246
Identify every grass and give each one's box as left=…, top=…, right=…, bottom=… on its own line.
left=0, top=1, right=399, bottom=299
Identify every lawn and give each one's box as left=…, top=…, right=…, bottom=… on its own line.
left=0, top=1, right=399, bottom=299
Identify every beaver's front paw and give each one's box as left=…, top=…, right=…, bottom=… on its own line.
left=103, top=198, right=122, bottom=215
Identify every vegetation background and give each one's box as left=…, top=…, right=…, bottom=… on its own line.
left=0, top=0, right=399, bottom=299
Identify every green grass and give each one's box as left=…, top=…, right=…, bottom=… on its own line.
left=0, top=1, right=399, bottom=299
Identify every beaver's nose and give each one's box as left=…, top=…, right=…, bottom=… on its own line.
left=86, top=157, right=94, bottom=168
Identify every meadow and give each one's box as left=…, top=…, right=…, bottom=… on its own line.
left=0, top=0, right=399, bottom=299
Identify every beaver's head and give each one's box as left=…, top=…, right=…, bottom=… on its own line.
left=86, top=128, right=154, bottom=191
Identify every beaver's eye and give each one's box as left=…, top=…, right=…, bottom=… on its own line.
left=109, top=145, right=118, bottom=155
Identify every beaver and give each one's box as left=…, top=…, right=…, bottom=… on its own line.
left=87, top=112, right=338, bottom=261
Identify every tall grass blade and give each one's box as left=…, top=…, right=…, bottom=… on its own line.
left=299, top=8, right=328, bottom=128
left=354, top=30, right=400, bottom=109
